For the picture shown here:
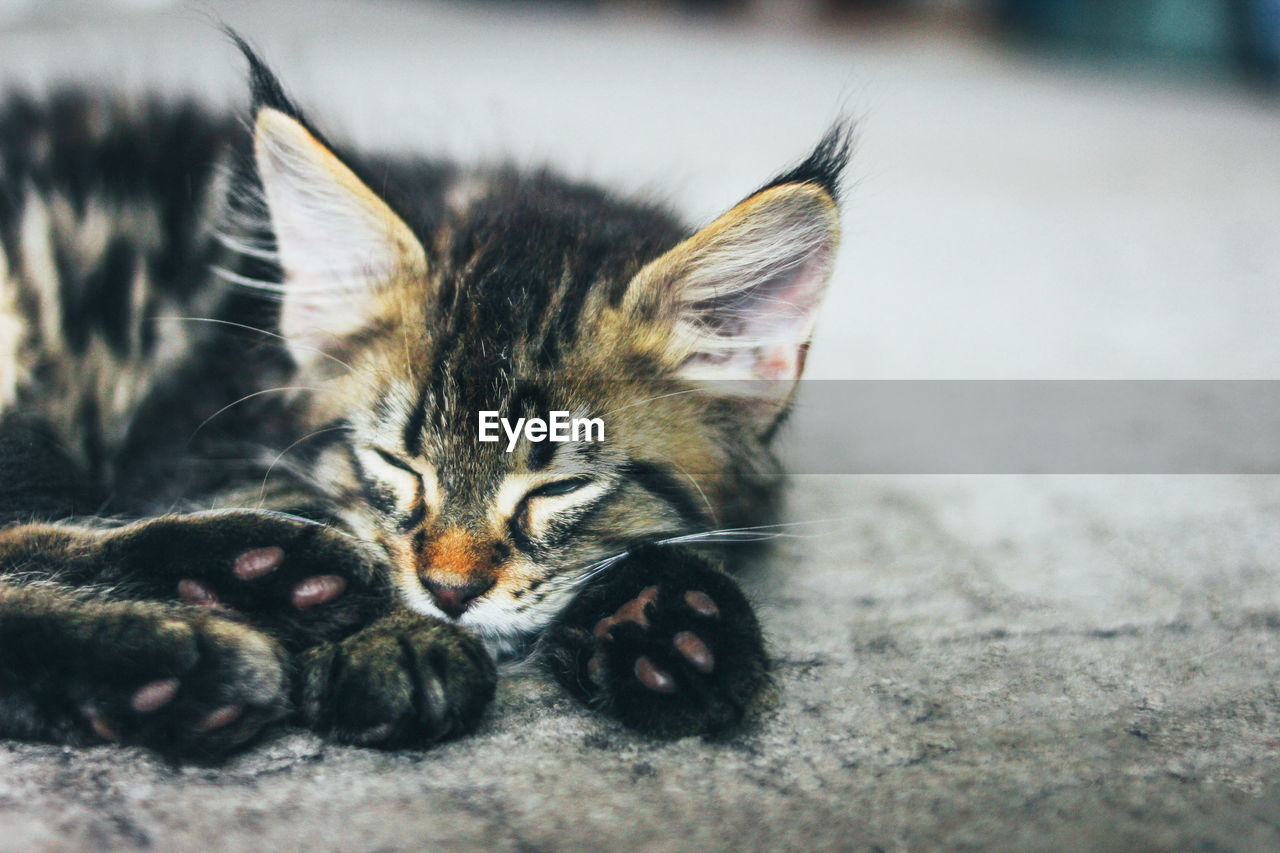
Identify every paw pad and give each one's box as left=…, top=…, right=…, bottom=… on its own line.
left=683, top=590, right=720, bottom=618
left=177, top=546, right=351, bottom=616
left=550, top=552, right=769, bottom=737
left=590, top=585, right=721, bottom=694
left=673, top=631, right=714, bottom=674
left=194, top=705, right=242, bottom=733
left=634, top=656, right=677, bottom=693
left=177, top=579, right=219, bottom=607
left=233, top=546, right=285, bottom=580
left=82, top=707, right=120, bottom=742
left=291, top=575, right=346, bottom=610
left=130, top=678, right=180, bottom=713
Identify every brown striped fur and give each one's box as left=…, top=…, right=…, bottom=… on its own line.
left=0, top=40, right=848, bottom=752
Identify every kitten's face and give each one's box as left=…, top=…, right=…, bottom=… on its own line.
left=328, top=365, right=722, bottom=642
left=250, top=104, right=842, bottom=646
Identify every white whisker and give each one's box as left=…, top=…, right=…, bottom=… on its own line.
left=602, top=386, right=710, bottom=417
left=211, top=227, right=280, bottom=262
left=536, top=518, right=845, bottom=600
left=667, top=459, right=717, bottom=526
left=155, top=315, right=357, bottom=374
left=535, top=550, right=631, bottom=596
left=210, top=264, right=288, bottom=295
left=187, top=385, right=324, bottom=441
left=656, top=517, right=844, bottom=547
left=659, top=530, right=789, bottom=545
left=257, top=425, right=354, bottom=504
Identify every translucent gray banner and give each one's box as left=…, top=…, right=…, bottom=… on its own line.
left=772, top=381, right=1280, bottom=474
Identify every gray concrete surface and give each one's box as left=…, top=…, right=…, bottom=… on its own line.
left=0, top=2, right=1278, bottom=850
left=3, top=476, right=1280, bottom=851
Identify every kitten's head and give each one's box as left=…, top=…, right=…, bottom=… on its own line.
left=239, top=49, right=846, bottom=645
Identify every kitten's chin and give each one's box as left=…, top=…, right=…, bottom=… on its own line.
left=396, top=585, right=556, bottom=659
left=464, top=611, right=550, bottom=661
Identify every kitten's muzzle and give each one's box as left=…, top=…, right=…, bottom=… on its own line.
left=414, top=527, right=500, bottom=618
left=421, top=576, right=494, bottom=619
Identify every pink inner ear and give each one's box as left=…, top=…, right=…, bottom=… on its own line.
left=681, top=241, right=832, bottom=386
left=755, top=343, right=802, bottom=382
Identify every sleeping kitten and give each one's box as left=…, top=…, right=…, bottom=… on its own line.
left=0, top=38, right=846, bottom=758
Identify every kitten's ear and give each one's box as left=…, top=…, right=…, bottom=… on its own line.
left=254, top=109, right=426, bottom=364
left=237, top=39, right=426, bottom=367
left=625, top=137, right=845, bottom=409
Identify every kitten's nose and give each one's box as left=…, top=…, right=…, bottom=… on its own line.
left=422, top=577, right=494, bottom=619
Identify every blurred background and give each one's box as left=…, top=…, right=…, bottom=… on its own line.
left=1, top=0, right=1276, bottom=85
left=0, top=0, right=1275, bottom=382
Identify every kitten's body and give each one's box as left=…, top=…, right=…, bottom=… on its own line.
left=0, top=45, right=845, bottom=756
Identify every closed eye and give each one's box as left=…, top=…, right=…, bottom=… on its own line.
left=512, top=477, right=605, bottom=541
left=355, top=446, right=438, bottom=529
left=369, top=447, right=415, bottom=475
left=525, top=477, right=591, bottom=500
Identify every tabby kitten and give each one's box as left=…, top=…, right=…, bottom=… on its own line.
left=0, top=39, right=845, bottom=758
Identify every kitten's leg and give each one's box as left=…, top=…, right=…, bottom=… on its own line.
left=0, top=580, right=288, bottom=759
left=0, top=510, right=389, bottom=654
left=293, top=608, right=497, bottom=748
left=0, top=420, right=288, bottom=757
left=102, top=504, right=499, bottom=747
left=0, top=516, right=498, bottom=749
left=542, top=545, right=771, bottom=737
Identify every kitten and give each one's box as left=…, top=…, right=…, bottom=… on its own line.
left=0, top=37, right=846, bottom=758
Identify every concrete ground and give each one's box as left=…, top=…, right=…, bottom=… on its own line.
left=0, top=1, right=1278, bottom=850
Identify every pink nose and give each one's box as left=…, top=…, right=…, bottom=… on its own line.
left=422, top=577, right=494, bottom=618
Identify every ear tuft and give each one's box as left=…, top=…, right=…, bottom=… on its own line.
left=225, top=29, right=304, bottom=123
left=754, top=120, right=854, bottom=204
left=226, top=29, right=343, bottom=188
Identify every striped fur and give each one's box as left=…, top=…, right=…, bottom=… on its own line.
left=0, top=44, right=848, bottom=751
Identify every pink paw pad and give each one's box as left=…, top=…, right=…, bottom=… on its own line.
left=177, top=579, right=219, bottom=607
left=591, top=586, right=720, bottom=693
left=131, top=678, right=180, bottom=713
left=291, top=575, right=347, bottom=610
left=684, top=590, right=720, bottom=618
left=82, top=707, right=120, bottom=742
left=233, top=546, right=285, bottom=580
left=673, top=631, right=714, bottom=674
left=634, top=656, right=677, bottom=694
left=594, top=585, right=658, bottom=639
left=194, top=705, right=241, bottom=733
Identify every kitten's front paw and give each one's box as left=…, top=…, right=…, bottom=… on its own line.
left=545, top=546, right=770, bottom=737
left=294, top=612, right=496, bottom=748
left=65, top=604, right=289, bottom=759
left=105, top=511, right=387, bottom=650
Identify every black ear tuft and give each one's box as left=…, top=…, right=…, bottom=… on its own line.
left=223, top=29, right=328, bottom=135
left=755, top=120, right=854, bottom=202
